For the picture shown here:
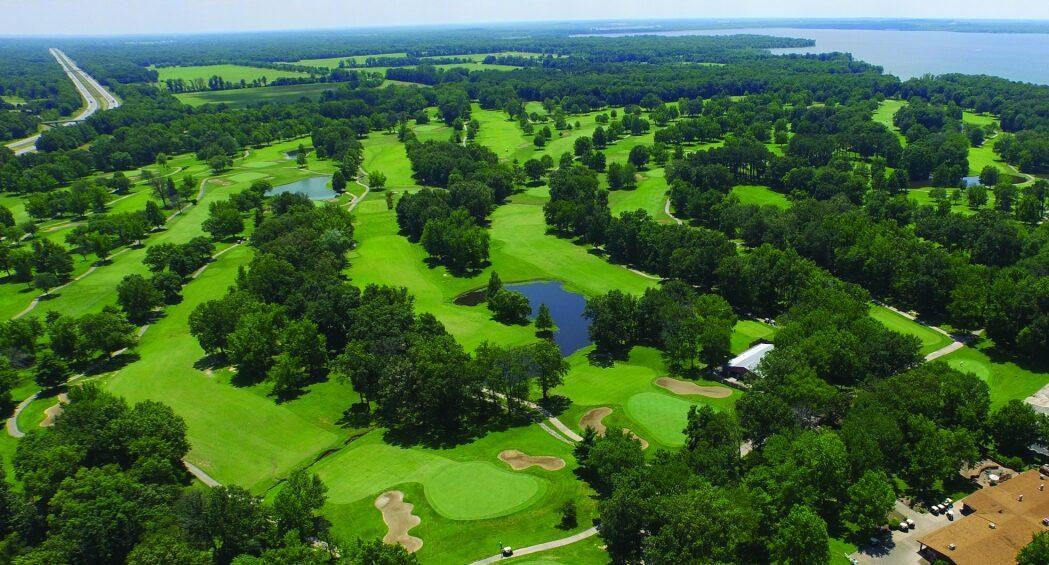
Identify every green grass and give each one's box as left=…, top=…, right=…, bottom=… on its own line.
left=730, top=184, right=790, bottom=209
left=175, top=82, right=342, bottom=107
left=625, top=392, right=697, bottom=446
left=153, top=64, right=310, bottom=87
left=873, top=99, right=907, bottom=145
left=608, top=169, right=673, bottom=221
left=868, top=305, right=953, bottom=356
left=288, top=52, right=409, bottom=68
left=939, top=341, right=1049, bottom=408
left=504, top=538, right=610, bottom=563
left=1, top=95, right=26, bottom=105
left=830, top=537, right=859, bottom=565
left=731, top=320, right=777, bottom=354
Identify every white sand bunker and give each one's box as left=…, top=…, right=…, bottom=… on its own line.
left=579, top=407, right=648, bottom=450
left=655, top=377, right=732, bottom=398
left=498, top=449, right=566, bottom=471
left=39, top=393, right=69, bottom=428
left=374, top=490, right=422, bottom=553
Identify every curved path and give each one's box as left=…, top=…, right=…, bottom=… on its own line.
left=468, top=527, right=600, bottom=565
left=664, top=197, right=683, bottom=225
left=486, top=390, right=583, bottom=444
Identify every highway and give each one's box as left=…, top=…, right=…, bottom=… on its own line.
left=4, top=48, right=120, bottom=155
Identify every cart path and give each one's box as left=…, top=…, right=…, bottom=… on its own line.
left=468, top=527, right=600, bottom=565
left=664, top=197, right=683, bottom=225
left=486, top=390, right=583, bottom=443
left=183, top=460, right=221, bottom=487
left=925, top=341, right=965, bottom=361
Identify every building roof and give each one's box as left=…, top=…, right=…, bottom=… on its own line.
left=727, top=342, right=774, bottom=372
left=918, top=469, right=1049, bottom=565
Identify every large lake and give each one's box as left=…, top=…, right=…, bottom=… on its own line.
left=586, top=27, right=1049, bottom=85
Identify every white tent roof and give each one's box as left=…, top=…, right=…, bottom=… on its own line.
left=727, top=342, right=774, bottom=372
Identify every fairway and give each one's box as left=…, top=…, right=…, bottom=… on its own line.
left=939, top=342, right=1049, bottom=408
left=730, top=184, right=790, bottom=209
left=731, top=319, right=777, bottom=354
left=153, top=64, right=310, bottom=87
left=869, top=305, right=953, bottom=356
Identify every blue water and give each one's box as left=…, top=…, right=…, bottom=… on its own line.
left=585, top=27, right=1049, bottom=84
left=269, top=176, right=336, bottom=200
left=506, top=281, right=592, bottom=355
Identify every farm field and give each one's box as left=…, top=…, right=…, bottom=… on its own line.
left=152, top=64, right=310, bottom=86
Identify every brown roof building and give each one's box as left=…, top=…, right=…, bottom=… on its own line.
left=918, top=469, right=1049, bottom=564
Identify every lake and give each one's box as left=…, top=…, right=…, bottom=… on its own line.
left=269, top=176, right=336, bottom=200
left=586, top=27, right=1049, bottom=84
left=507, top=281, right=592, bottom=355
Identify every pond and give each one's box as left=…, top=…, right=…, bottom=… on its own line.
left=269, top=176, right=336, bottom=200
left=505, top=281, right=591, bottom=355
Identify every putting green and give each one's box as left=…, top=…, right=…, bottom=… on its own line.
left=425, top=461, right=544, bottom=520
left=946, top=357, right=992, bottom=380
left=625, top=392, right=696, bottom=447
left=228, top=171, right=268, bottom=182
left=313, top=434, right=546, bottom=521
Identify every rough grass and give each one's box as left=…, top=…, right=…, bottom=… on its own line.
left=175, top=82, right=342, bottom=107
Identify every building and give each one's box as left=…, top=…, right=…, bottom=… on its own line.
left=725, top=342, right=774, bottom=376
left=917, top=469, right=1049, bottom=564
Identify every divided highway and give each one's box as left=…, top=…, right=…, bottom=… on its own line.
left=4, top=48, right=120, bottom=155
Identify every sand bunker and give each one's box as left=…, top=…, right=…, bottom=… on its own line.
left=39, top=393, right=69, bottom=428
left=374, top=491, right=422, bottom=553
left=579, top=407, right=612, bottom=434
left=579, top=408, right=648, bottom=449
left=498, top=449, right=566, bottom=471
left=655, top=377, right=732, bottom=398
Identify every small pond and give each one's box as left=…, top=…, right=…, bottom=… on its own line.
left=961, top=176, right=981, bottom=188
left=506, top=281, right=591, bottom=355
left=269, top=176, right=336, bottom=200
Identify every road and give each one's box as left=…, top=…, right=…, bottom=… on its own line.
left=5, top=48, right=120, bottom=155
left=469, top=527, right=600, bottom=565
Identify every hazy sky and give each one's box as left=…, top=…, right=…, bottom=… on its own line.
left=3, top=0, right=1049, bottom=36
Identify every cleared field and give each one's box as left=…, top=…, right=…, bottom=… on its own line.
left=153, top=64, right=310, bottom=86
left=731, top=184, right=790, bottom=209
left=175, top=81, right=342, bottom=107
left=872, top=99, right=907, bottom=145
left=289, top=52, right=409, bottom=68
left=608, top=169, right=673, bottom=221
left=869, top=305, right=953, bottom=356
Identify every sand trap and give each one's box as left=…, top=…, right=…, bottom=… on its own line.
left=579, top=408, right=648, bottom=449
left=579, top=407, right=612, bottom=434
left=655, top=377, right=732, bottom=398
left=498, top=449, right=566, bottom=471
left=374, top=491, right=422, bottom=553
left=39, top=393, right=69, bottom=428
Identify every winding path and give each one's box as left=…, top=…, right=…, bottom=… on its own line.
left=468, top=527, right=600, bottom=565
left=664, top=197, right=683, bottom=225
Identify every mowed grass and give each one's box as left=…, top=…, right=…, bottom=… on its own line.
left=608, top=169, right=673, bottom=221
left=288, top=52, right=409, bottom=68
left=153, top=64, right=310, bottom=87
left=869, top=305, right=953, bottom=356
left=940, top=341, right=1049, bottom=408
left=552, top=347, right=740, bottom=451
left=314, top=424, right=596, bottom=563
left=872, top=99, right=907, bottom=145
left=175, top=82, right=343, bottom=107
left=731, top=319, right=777, bottom=354
left=731, top=184, right=790, bottom=209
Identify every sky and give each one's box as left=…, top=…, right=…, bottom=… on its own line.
left=2, top=0, right=1049, bottom=36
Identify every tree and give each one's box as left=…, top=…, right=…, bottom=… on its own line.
left=585, top=290, right=639, bottom=356
left=116, top=274, right=162, bottom=324
left=143, top=200, right=166, bottom=228
left=33, top=271, right=60, bottom=295
left=79, top=307, right=136, bottom=358
left=770, top=505, right=830, bottom=565
left=226, top=308, right=281, bottom=381
left=34, top=350, right=70, bottom=389
left=844, top=470, right=896, bottom=535
left=979, top=165, right=999, bottom=187
left=628, top=145, right=650, bottom=169
left=179, top=485, right=275, bottom=565
left=582, top=430, right=645, bottom=494
left=268, top=353, right=308, bottom=400
left=1019, top=531, right=1049, bottom=565
left=967, top=184, right=988, bottom=209
left=528, top=339, right=568, bottom=400
left=274, top=470, right=328, bottom=541
left=368, top=170, right=387, bottom=190
left=559, top=500, right=578, bottom=529
left=524, top=159, right=545, bottom=182
left=331, top=170, right=346, bottom=193
left=535, top=303, right=555, bottom=337
left=486, top=271, right=503, bottom=298
left=349, top=539, right=418, bottom=565
left=419, top=210, right=489, bottom=274
left=990, top=400, right=1044, bottom=456
left=487, top=289, right=531, bottom=324
left=203, top=200, right=244, bottom=240
left=296, top=150, right=307, bottom=168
